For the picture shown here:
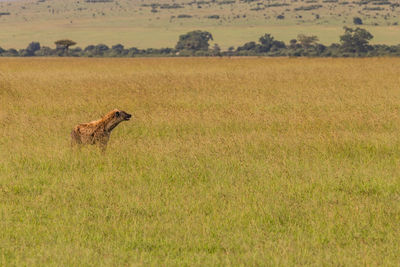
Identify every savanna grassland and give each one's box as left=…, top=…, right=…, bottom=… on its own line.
left=1, top=0, right=400, bottom=49
left=1, top=57, right=400, bottom=265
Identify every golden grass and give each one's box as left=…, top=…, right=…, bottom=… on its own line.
left=1, top=57, right=400, bottom=265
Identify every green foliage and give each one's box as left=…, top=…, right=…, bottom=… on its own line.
left=54, top=39, right=77, bottom=48
left=207, top=15, right=220, bottom=19
left=294, top=4, right=323, bottom=11
left=297, top=34, right=319, bottom=48
left=340, top=27, right=373, bottom=54
left=3, top=0, right=400, bottom=52
left=211, top=43, right=221, bottom=56
left=237, top=41, right=257, bottom=52
left=34, top=46, right=53, bottom=56
left=26, top=42, right=41, bottom=55
left=259, top=34, right=275, bottom=52
left=3, top=48, right=18, bottom=56
left=54, top=39, right=77, bottom=56
left=3, top=27, right=400, bottom=57
left=236, top=33, right=286, bottom=54
left=177, top=14, right=192, bottom=18
left=175, top=30, right=213, bottom=51
left=353, top=17, right=363, bottom=25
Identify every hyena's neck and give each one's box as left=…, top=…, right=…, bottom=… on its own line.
left=104, top=118, right=122, bottom=132
left=107, top=121, right=121, bottom=132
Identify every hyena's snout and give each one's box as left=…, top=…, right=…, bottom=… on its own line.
left=123, top=112, right=132, bottom=121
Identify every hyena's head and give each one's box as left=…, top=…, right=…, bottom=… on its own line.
left=105, top=109, right=132, bottom=132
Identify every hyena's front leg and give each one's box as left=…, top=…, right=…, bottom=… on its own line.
left=96, top=133, right=109, bottom=153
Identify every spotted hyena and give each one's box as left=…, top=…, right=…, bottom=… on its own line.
left=71, top=109, right=132, bottom=152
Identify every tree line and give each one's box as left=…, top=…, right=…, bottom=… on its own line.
left=1, top=27, right=400, bottom=57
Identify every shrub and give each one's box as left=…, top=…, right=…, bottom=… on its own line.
left=177, top=14, right=192, bottom=18
left=353, top=17, right=363, bottom=25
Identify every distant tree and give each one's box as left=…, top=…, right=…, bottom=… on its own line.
left=55, top=39, right=77, bottom=56
left=84, top=45, right=95, bottom=52
left=259, top=34, right=275, bottom=52
left=94, top=44, right=109, bottom=55
left=213, top=43, right=221, bottom=52
left=19, top=49, right=30, bottom=57
left=271, top=40, right=286, bottom=50
left=237, top=41, right=257, bottom=51
left=35, top=46, right=54, bottom=56
left=159, top=47, right=174, bottom=54
left=297, top=34, right=319, bottom=48
left=226, top=46, right=235, bottom=56
left=145, top=48, right=156, bottom=54
left=6, top=48, right=18, bottom=56
left=26, top=42, right=41, bottom=56
left=212, top=43, right=221, bottom=56
left=112, top=44, right=124, bottom=52
left=110, top=44, right=125, bottom=56
left=258, top=33, right=286, bottom=52
left=315, top=43, right=327, bottom=55
left=236, top=33, right=285, bottom=54
left=83, top=44, right=109, bottom=56
left=289, top=39, right=299, bottom=49
left=175, top=30, right=213, bottom=52
left=340, top=27, right=373, bottom=53
left=0, top=46, right=5, bottom=54
left=353, top=17, right=363, bottom=25
left=127, top=47, right=140, bottom=57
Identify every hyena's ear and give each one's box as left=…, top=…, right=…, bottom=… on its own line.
left=115, top=111, right=120, bottom=117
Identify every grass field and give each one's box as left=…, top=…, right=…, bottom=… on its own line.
left=1, top=57, right=400, bottom=265
left=1, top=0, right=400, bottom=49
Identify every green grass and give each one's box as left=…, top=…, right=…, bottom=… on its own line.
left=1, top=57, right=400, bottom=265
left=1, top=0, right=400, bottom=49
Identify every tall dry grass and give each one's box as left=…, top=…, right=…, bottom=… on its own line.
left=1, top=57, right=400, bottom=265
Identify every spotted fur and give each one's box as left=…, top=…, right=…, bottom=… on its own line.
left=71, top=109, right=132, bottom=152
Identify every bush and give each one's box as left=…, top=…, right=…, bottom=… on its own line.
left=175, top=30, right=213, bottom=51
left=35, top=46, right=54, bottom=56
left=294, top=5, right=322, bottom=11
left=177, top=14, right=192, bottom=18
left=207, top=15, right=220, bottom=19
left=353, top=17, right=363, bottom=25
left=3, top=49, right=19, bottom=56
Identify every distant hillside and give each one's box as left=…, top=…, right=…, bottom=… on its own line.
left=1, top=0, right=400, bottom=49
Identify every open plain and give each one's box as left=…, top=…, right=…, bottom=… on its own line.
left=1, top=57, right=400, bottom=265
left=1, top=0, right=400, bottom=49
